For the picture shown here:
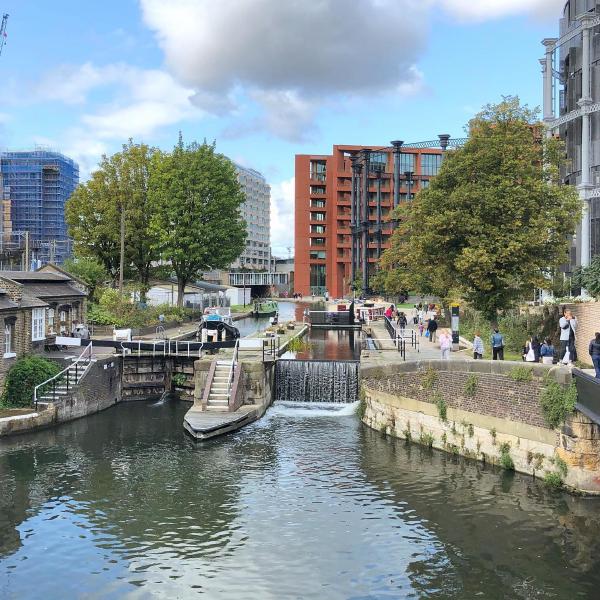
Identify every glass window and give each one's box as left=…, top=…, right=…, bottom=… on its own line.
left=310, top=225, right=326, bottom=234
left=4, top=321, right=15, bottom=357
left=421, top=154, right=441, bottom=176
left=309, top=251, right=326, bottom=259
left=311, top=199, right=326, bottom=208
left=311, top=212, right=326, bottom=221
left=369, top=152, right=387, bottom=173
left=310, top=186, right=326, bottom=195
left=310, top=161, right=327, bottom=182
left=32, top=308, right=45, bottom=341
left=421, top=179, right=430, bottom=189
left=310, top=237, right=326, bottom=246
left=399, top=153, right=415, bottom=173
left=310, top=264, right=326, bottom=291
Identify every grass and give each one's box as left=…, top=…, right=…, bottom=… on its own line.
left=230, top=304, right=252, bottom=314
left=0, top=407, right=35, bottom=418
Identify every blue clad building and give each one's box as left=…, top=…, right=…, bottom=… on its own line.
left=0, top=150, right=79, bottom=265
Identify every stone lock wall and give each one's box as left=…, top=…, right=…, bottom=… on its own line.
left=361, top=360, right=600, bottom=494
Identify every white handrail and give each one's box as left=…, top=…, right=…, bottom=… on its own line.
left=34, top=342, right=93, bottom=408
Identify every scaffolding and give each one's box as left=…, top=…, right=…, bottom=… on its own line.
left=0, top=150, right=79, bottom=265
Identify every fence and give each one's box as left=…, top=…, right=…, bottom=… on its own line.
left=573, top=369, right=600, bottom=425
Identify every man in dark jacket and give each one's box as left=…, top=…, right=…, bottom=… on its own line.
left=427, top=317, right=438, bottom=343
left=589, top=332, right=600, bottom=379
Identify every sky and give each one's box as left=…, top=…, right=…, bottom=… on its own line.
left=0, top=0, right=567, bottom=257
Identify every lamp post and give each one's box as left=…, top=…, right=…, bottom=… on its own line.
left=391, top=140, right=404, bottom=209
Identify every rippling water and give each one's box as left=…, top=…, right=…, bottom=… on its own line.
left=1, top=400, right=600, bottom=599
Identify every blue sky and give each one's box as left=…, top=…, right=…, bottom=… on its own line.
left=0, top=0, right=565, bottom=255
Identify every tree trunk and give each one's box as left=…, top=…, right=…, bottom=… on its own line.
left=119, top=205, right=125, bottom=294
left=177, top=278, right=187, bottom=309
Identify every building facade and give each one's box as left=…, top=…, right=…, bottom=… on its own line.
left=0, top=150, right=79, bottom=265
left=232, top=164, right=271, bottom=270
left=295, top=144, right=443, bottom=298
left=543, top=1, right=600, bottom=272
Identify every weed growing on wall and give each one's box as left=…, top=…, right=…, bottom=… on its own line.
left=403, top=421, right=412, bottom=442
left=543, top=472, right=563, bottom=489
left=172, top=373, right=188, bottom=387
left=468, top=423, right=474, bottom=438
left=422, top=368, right=438, bottom=390
left=419, top=431, right=434, bottom=448
left=434, top=393, right=447, bottom=422
left=540, top=381, right=578, bottom=428
left=498, top=442, right=515, bottom=471
left=356, top=386, right=367, bottom=420
left=490, top=428, right=497, bottom=445
left=464, top=374, right=479, bottom=397
left=509, top=366, right=534, bottom=382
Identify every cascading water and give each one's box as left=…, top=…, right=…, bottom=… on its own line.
left=275, top=360, right=359, bottom=403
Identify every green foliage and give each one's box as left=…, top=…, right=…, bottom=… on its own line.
left=2, top=356, right=62, bottom=407
left=464, top=374, right=479, bottom=397
left=540, top=381, right=578, bottom=428
left=87, top=288, right=192, bottom=328
left=467, top=423, right=474, bottom=438
left=434, top=393, right=447, bottom=422
left=62, top=257, right=108, bottom=301
left=148, top=138, right=247, bottom=307
left=498, top=441, right=514, bottom=470
left=441, top=432, right=447, bottom=446
left=543, top=472, right=563, bottom=490
left=490, top=428, right=497, bottom=444
left=403, top=421, right=412, bottom=443
left=573, top=255, right=600, bottom=298
left=66, top=140, right=161, bottom=294
left=286, top=336, right=311, bottom=354
left=509, top=366, right=534, bottom=382
left=172, top=373, right=188, bottom=387
left=554, top=456, right=568, bottom=478
left=422, top=368, right=438, bottom=390
left=377, top=97, right=581, bottom=318
left=419, top=431, right=435, bottom=448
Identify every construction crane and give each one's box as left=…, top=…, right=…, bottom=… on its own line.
left=0, top=14, right=8, bottom=57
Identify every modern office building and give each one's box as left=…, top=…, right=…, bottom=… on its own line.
left=0, top=150, right=79, bottom=265
left=295, top=143, right=445, bottom=298
left=232, top=163, right=271, bottom=270
left=543, top=1, right=600, bottom=270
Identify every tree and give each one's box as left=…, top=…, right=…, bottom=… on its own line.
left=65, top=140, right=160, bottom=300
left=574, top=255, right=600, bottom=297
left=378, top=97, right=581, bottom=319
left=148, top=138, right=247, bottom=307
left=63, top=256, right=108, bottom=302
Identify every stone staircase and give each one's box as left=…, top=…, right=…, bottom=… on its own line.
left=206, top=360, right=234, bottom=411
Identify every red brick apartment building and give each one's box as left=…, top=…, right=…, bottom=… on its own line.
left=295, top=143, right=444, bottom=298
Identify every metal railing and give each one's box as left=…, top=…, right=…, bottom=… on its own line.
left=34, top=342, right=93, bottom=410
left=227, top=339, right=240, bottom=397
left=119, top=339, right=207, bottom=358
left=262, top=336, right=280, bottom=361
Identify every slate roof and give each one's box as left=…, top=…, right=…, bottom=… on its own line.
left=0, top=271, right=70, bottom=282
left=17, top=282, right=86, bottom=299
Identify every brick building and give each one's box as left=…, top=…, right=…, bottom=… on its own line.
left=295, top=143, right=444, bottom=298
left=0, top=267, right=87, bottom=386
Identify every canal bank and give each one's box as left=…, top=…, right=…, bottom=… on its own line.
left=361, top=359, right=600, bottom=494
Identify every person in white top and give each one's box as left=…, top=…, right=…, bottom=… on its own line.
left=439, top=329, right=452, bottom=360
left=559, top=309, right=577, bottom=364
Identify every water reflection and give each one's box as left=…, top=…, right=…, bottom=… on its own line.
left=2, top=401, right=600, bottom=598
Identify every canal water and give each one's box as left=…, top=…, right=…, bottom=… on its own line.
left=2, top=400, right=600, bottom=599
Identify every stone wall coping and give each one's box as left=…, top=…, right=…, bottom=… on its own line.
left=360, top=359, right=572, bottom=385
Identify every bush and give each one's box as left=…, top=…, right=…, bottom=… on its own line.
left=422, top=368, right=438, bottom=390
left=434, top=393, right=447, bottom=422
left=540, top=381, right=578, bottom=428
left=543, top=472, right=563, bottom=490
left=2, top=356, right=62, bottom=407
left=509, top=366, right=534, bottom=382
left=498, top=441, right=515, bottom=470
left=464, top=374, right=478, bottom=397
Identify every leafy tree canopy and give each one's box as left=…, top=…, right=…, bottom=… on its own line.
left=378, top=96, right=581, bottom=319
left=574, top=255, right=600, bottom=298
left=63, top=256, right=108, bottom=301
left=148, top=137, right=247, bottom=307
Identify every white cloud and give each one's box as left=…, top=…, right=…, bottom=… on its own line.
left=437, top=0, right=565, bottom=22
left=30, top=63, right=203, bottom=177
left=270, top=176, right=295, bottom=257
left=139, top=0, right=430, bottom=140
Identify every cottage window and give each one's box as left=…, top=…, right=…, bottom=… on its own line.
left=32, top=308, right=45, bottom=341
left=47, top=308, right=55, bottom=328
left=4, top=322, right=15, bottom=358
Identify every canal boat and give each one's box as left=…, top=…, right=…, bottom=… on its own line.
left=253, top=299, right=278, bottom=317
left=197, top=307, right=240, bottom=341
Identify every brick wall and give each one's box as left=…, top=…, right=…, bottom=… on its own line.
left=565, top=302, right=600, bottom=366
left=363, top=369, right=550, bottom=430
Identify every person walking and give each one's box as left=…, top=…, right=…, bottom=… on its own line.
left=439, top=329, right=452, bottom=360
left=589, top=332, right=600, bottom=378
left=540, top=338, right=555, bottom=365
left=397, top=311, right=408, bottom=335
left=427, top=316, right=438, bottom=343
left=559, top=309, right=578, bottom=364
left=418, top=321, right=425, bottom=337
left=473, top=331, right=484, bottom=360
left=412, top=305, right=419, bottom=325
left=491, top=327, right=505, bottom=360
